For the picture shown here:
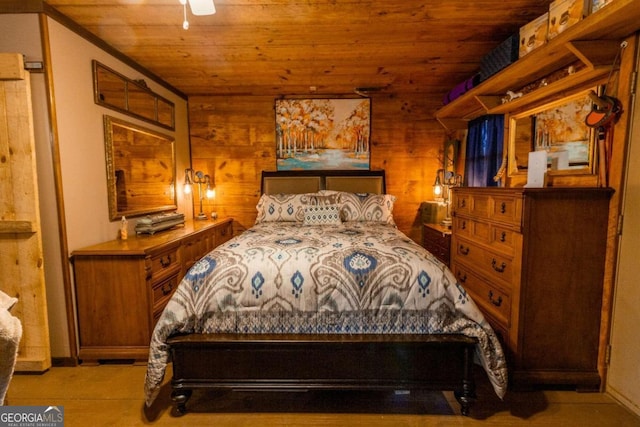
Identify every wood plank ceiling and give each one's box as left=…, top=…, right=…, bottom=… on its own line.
left=42, top=0, right=553, bottom=100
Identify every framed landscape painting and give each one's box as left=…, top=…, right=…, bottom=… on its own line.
left=275, top=98, right=371, bottom=170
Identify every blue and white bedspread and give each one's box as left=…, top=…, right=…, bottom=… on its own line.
left=144, top=222, right=508, bottom=405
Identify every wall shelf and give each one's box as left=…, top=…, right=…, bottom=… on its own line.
left=435, top=0, right=640, bottom=131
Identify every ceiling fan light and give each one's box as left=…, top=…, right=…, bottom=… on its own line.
left=188, top=0, right=216, bottom=16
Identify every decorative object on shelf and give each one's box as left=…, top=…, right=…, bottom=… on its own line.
left=479, top=34, right=519, bottom=82
left=592, top=0, right=615, bottom=13
left=184, top=168, right=215, bottom=220
left=501, top=90, right=523, bottom=104
left=134, top=212, right=185, bottom=235
left=519, top=12, right=549, bottom=58
left=548, top=0, right=590, bottom=39
left=443, top=74, right=480, bottom=105
left=275, top=98, right=371, bottom=171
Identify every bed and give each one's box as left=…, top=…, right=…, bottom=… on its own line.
left=144, top=170, right=507, bottom=416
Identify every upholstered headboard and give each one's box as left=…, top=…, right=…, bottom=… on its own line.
left=261, top=170, right=386, bottom=195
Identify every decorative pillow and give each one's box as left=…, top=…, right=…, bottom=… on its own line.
left=306, top=193, right=341, bottom=206
left=302, top=205, right=342, bottom=226
left=255, top=193, right=342, bottom=223
left=338, top=192, right=397, bottom=225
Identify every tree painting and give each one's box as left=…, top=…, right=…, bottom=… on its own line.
left=275, top=98, right=371, bottom=170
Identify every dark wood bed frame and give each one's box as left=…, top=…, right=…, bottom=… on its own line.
left=166, top=170, right=479, bottom=416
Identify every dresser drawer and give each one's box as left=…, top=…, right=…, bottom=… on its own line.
left=453, top=264, right=511, bottom=329
left=453, top=237, right=517, bottom=289
left=182, top=232, right=210, bottom=272
left=216, top=220, right=233, bottom=245
left=490, top=225, right=520, bottom=256
left=453, top=216, right=490, bottom=245
left=489, top=195, right=522, bottom=227
left=152, top=273, right=180, bottom=315
left=148, top=245, right=181, bottom=283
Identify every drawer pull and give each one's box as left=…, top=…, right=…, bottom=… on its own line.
left=492, top=259, right=507, bottom=273
left=488, top=291, right=503, bottom=307
left=460, top=200, right=466, bottom=208
left=500, top=202, right=506, bottom=214
left=459, top=245, right=470, bottom=255
left=499, top=231, right=506, bottom=242
left=457, top=272, right=467, bottom=283
left=461, top=220, right=467, bottom=230
left=161, top=282, right=173, bottom=296
left=160, top=255, right=172, bottom=267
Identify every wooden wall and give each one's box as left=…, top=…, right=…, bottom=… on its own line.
left=188, top=95, right=447, bottom=243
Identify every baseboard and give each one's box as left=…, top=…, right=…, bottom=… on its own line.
left=51, top=357, right=78, bottom=367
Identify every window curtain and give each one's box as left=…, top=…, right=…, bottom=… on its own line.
left=465, top=115, right=504, bottom=187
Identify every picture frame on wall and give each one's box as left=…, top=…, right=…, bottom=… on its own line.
left=275, top=98, right=371, bottom=170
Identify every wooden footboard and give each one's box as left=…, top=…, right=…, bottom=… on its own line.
left=167, top=333, right=477, bottom=416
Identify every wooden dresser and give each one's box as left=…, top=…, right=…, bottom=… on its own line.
left=422, top=222, right=451, bottom=266
left=71, top=218, right=233, bottom=363
left=450, top=187, right=612, bottom=390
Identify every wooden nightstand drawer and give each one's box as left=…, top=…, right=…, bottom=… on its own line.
left=453, top=264, right=511, bottom=329
left=422, top=223, right=451, bottom=266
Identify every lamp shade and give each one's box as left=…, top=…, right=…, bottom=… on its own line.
left=189, top=0, right=216, bottom=15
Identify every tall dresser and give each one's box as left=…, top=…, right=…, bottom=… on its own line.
left=450, top=187, right=612, bottom=390
left=71, top=218, right=233, bottom=363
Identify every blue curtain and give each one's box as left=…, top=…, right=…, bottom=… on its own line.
left=465, top=115, right=504, bottom=187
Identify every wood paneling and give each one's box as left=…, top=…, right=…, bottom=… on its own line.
left=189, top=94, right=445, bottom=242
left=43, top=0, right=552, bottom=98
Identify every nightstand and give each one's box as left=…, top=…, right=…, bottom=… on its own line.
left=422, top=222, right=451, bottom=266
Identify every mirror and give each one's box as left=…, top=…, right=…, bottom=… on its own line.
left=104, top=116, right=177, bottom=220
left=93, top=61, right=175, bottom=130
left=508, top=88, right=597, bottom=180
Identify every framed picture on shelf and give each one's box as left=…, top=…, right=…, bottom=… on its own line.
left=275, top=98, right=371, bottom=170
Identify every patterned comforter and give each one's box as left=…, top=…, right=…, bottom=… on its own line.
left=144, top=222, right=508, bottom=406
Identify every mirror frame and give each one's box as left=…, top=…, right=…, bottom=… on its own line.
left=104, top=116, right=177, bottom=221
left=507, top=87, right=598, bottom=183
left=93, top=61, right=175, bottom=130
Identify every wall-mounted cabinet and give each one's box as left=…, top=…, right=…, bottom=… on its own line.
left=435, top=0, right=640, bottom=131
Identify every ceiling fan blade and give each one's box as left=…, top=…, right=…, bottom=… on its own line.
left=188, top=0, right=216, bottom=16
